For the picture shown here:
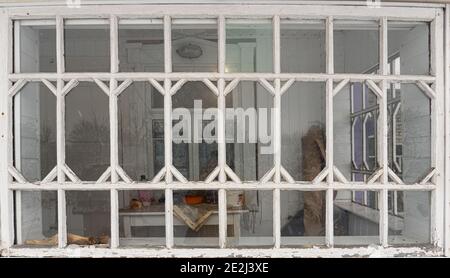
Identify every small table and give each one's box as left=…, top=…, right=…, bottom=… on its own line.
left=120, top=204, right=248, bottom=240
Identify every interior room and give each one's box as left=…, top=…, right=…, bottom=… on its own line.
left=14, top=18, right=432, bottom=247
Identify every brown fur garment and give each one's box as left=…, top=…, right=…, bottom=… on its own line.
left=302, top=126, right=326, bottom=236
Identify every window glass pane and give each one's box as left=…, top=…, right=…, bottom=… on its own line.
left=389, top=83, right=431, bottom=184
left=334, top=82, right=379, bottom=182
left=388, top=191, right=431, bottom=245
left=281, top=190, right=326, bottom=246
left=334, top=20, right=379, bottom=74
left=281, top=20, right=325, bottom=73
left=353, top=188, right=377, bottom=209
left=65, top=21, right=110, bottom=72
left=14, top=82, right=57, bottom=182
left=18, top=191, right=58, bottom=247
left=353, top=189, right=363, bottom=205
left=16, top=21, right=56, bottom=73
left=119, top=190, right=165, bottom=247
left=226, top=19, right=273, bottom=73
left=388, top=22, right=430, bottom=75
left=281, top=82, right=326, bottom=181
left=173, top=190, right=219, bottom=247
left=227, top=190, right=273, bottom=247
left=118, top=82, right=164, bottom=181
left=225, top=81, right=274, bottom=181
left=66, top=82, right=110, bottom=181
left=334, top=190, right=379, bottom=246
left=66, top=191, right=110, bottom=246
left=172, top=81, right=218, bottom=181
left=118, top=19, right=164, bottom=72
left=172, top=19, right=218, bottom=72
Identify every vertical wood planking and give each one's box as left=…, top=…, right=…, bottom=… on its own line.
left=325, top=16, right=334, bottom=247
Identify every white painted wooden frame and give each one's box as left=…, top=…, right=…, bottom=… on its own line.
left=350, top=57, right=403, bottom=215
left=0, top=3, right=447, bottom=257
left=445, top=4, right=450, bottom=258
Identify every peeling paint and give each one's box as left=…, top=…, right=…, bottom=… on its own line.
left=0, top=246, right=442, bottom=258
left=0, top=1, right=448, bottom=258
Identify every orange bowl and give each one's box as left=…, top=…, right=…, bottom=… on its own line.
left=184, top=195, right=204, bottom=205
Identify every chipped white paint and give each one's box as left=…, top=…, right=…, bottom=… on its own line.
left=445, top=4, right=450, bottom=258
left=0, top=246, right=442, bottom=258
left=7, top=73, right=437, bottom=83
left=430, top=9, right=445, bottom=248
left=7, top=182, right=438, bottom=191
left=0, top=10, right=14, bottom=249
left=325, top=16, right=334, bottom=247
left=378, top=16, right=389, bottom=247
left=217, top=15, right=227, bottom=249
left=0, top=1, right=448, bottom=257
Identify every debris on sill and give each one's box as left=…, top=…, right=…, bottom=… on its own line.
left=24, top=233, right=110, bottom=246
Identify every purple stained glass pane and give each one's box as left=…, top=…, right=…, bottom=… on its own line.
left=354, top=117, right=363, bottom=168
left=352, top=83, right=363, bottom=112
left=354, top=191, right=364, bottom=203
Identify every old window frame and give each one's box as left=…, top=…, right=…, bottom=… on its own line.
left=0, top=3, right=446, bottom=257
left=351, top=55, right=404, bottom=216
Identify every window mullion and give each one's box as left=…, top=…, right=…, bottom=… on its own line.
left=217, top=15, right=227, bottom=249
left=325, top=16, right=334, bottom=248
left=350, top=85, right=355, bottom=204
left=163, top=15, right=174, bottom=249
left=444, top=4, right=450, bottom=257
left=56, top=15, right=67, bottom=249
left=378, top=16, right=389, bottom=247
left=0, top=13, right=14, bottom=248
left=272, top=15, right=281, bottom=249
left=430, top=10, right=445, bottom=247
left=13, top=20, right=23, bottom=246
left=109, top=15, right=120, bottom=249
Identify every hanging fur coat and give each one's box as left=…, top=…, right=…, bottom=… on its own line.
left=302, top=125, right=326, bottom=236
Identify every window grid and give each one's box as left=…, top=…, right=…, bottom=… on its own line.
left=351, top=57, right=404, bottom=216
left=0, top=5, right=444, bottom=253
